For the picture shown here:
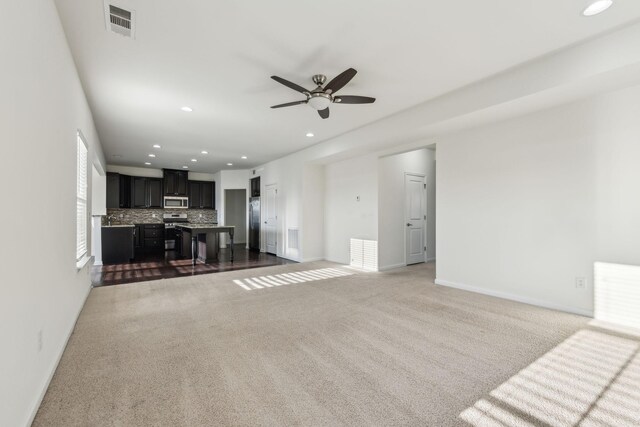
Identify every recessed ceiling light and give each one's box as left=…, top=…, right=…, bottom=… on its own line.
left=241, top=155, right=247, bottom=159
left=306, top=132, right=314, bottom=137
left=181, top=106, right=193, bottom=112
left=152, top=144, right=161, bottom=148
left=583, top=0, right=613, bottom=16
left=182, top=166, right=189, bottom=169
left=191, top=158, right=197, bottom=162
left=148, top=154, right=156, bottom=158
left=144, top=162, right=151, bottom=165
left=201, top=150, right=208, bottom=154
left=227, top=163, right=233, bottom=166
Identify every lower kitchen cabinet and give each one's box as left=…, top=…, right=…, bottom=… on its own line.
left=131, top=224, right=165, bottom=259
left=177, top=228, right=194, bottom=258
left=102, top=227, right=135, bottom=264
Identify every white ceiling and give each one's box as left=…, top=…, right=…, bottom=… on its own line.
left=54, top=0, right=640, bottom=172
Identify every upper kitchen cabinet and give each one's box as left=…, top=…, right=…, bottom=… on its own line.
left=132, top=177, right=163, bottom=208
left=189, top=181, right=215, bottom=209
left=106, top=173, right=132, bottom=209
left=163, top=169, right=188, bottom=196
left=250, top=176, right=260, bottom=197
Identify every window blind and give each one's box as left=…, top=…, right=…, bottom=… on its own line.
left=76, top=133, right=88, bottom=261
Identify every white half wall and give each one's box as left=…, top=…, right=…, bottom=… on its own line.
left=436, top=84, right=640, bottom=316
left=0, top=1, right=105, bottom=425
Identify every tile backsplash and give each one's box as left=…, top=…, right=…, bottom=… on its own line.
left=103, top=208, right=217, bottom=225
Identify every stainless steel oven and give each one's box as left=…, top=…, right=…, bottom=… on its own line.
left=164, top=196, right=189, bottom=209
left=163, top=213, right=188, bottom=250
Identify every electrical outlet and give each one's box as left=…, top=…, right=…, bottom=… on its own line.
left=37, top=330, right=43, bottom=352
left=575, top=277, right=587, bottom=289
left=199, top=214, right=202, bottom=218
left=152, top=213, right=157, bottom=218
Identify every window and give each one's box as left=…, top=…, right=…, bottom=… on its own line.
left=76, top=132, right=88, bottom=263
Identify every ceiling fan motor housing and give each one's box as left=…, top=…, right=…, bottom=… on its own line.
left=312, top=74, right=327, bottom=86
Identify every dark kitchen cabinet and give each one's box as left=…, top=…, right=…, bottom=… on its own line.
left=133, top=177, right=147, bottom=208
left=188, top=182, right=200, bottom=208
left=133, top=224, right=164, bottom=259
left=201, top=182, right=214, bottom=209
left=143, top=224, right=164, bottom=254
left=250, top=176, right=260, bottom=197
left=106, top=173, right=132, bottom=208
left=133, top=224, right=143, bottom=258
left=188, top=181, right=215, bottom=209
left=179, top=228, right=194, bottom=258
left=132, top=177, right=163, bottom=208
left=147, top=178, right=163, bottom=208
left=164, top=170, right=188, bottom=196
left=102, top=226, right=135, bottom=264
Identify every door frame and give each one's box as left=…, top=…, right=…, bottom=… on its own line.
left=264, top=183, right=278, bottom=255
left=404, top=173, right=427, bottom=265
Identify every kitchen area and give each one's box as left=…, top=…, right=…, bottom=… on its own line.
left=96, top=169, right=290, bottom=286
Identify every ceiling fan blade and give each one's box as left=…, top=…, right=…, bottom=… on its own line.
left=271, top=76, right=309, bottom=94
left=270, top=100, right=307, bottom=109
left=324, top=68, right=357, bottom=94
left=334, top=95, right=376, bottom=104
left=318, top=108, right=330, bottom=119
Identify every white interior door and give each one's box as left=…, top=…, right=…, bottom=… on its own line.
left=265, top=184, right=277, bottom=254
left=405, top=174, right=426, bottom=265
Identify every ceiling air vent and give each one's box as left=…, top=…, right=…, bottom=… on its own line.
left=104, top=1, right=135, bottom=38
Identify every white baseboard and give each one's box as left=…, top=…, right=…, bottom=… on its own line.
left=27, top=282, right=92, bottom=426
left=302, top=257, right=324, bottom=263
left=378, top=263, right=406, bottom=272
left=434, top=278, right=593, bottom=317
left=426, top=257, right=436, bottom=263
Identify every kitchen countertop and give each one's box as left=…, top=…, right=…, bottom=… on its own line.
left=176, top=223, right=226, bottom=230
left=102, top=224, right=135, bottom=228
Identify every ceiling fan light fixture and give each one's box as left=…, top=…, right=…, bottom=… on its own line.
left=583, top=0, right=613, bottom=16
left=308, top=94, right=331, bottom=110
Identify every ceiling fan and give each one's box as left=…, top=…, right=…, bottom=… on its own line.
left=270, top=68, right=375, bottom=119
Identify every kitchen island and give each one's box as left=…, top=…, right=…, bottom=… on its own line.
left=175, top=224, right=235, bottom=265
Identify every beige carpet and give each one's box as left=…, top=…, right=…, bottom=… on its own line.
left=34, top=262, right=640, bottom=426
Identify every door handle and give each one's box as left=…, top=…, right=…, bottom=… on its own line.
left=406, top=223, right=413, bottom=227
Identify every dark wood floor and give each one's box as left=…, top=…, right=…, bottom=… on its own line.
left=92, top=245, right=295, bottom=287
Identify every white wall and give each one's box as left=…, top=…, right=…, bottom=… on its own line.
left=105, top=165, right=216, bottom=182
left=224, top=189, right=247, bottom=244
left=0, top=1, right=105, bottom=425
left=106, top=164, right=163, bottom=178
left=302, top=164, right=325, bottom=261
left=215, top=170, right=250, bottom=247
left=324, top=155, right=378, bottom=264
left=426, top=150, right=436, bottom=261
left=436, top=85, right=640, bottom=316
left=378, top=149, right=436, bottom=270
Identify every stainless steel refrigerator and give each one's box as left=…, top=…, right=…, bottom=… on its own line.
left=249, top=197, right=260, bottom=251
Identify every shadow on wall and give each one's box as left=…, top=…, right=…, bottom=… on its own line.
left=460, top=328, right=640, bottom=427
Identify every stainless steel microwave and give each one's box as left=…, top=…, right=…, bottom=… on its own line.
left=164, top=196, right=189, bottom=209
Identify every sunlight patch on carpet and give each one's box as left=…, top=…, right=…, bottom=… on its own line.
left=233, top=268, right=354, bottom=290
left=460, top=329, right=640, bottom=427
